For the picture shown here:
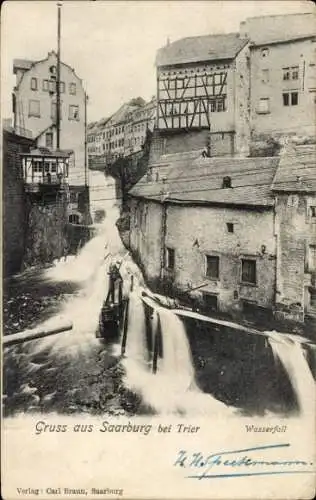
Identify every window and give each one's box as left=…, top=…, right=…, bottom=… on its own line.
left=69, top=214, right=80, bottom=224
left=69, top=105, right=79, bottom=120
left=283, top=68, right=290, bottom=81
left=226, top=223, right=234, bottom=233
left=257, top=97, right=270, bottom=114
left=241, top=259, right=256, bottom=285
left=43, top=79, right=49, bottom=91
left=283, top=66, right=299, bottom=80
left=29, top=99, right=40, bottom=117
left=291, top=92, right=298, bottom=105
left=203, top=293, right=218, bottom=312
left=210, top=97, right=226, bottom=112
left=69, top=82, right=76, bottom=95
left=166, top=247, right=175, bottom=270
left=283, top=91, right=298, bottom=106
left=261, top=48, right=269, bottom=58
left=59, top=81, right=65, bottom=93
left=206, top=255, right=219, bottom=280
left=310, top=206, right=316, bottom=218
left=311, top=290, right=316, bottom=308
left=30, top=77, right=38, bottom=90
left=48, top=80, right=56, bottom=93
left=222, top=176, right=231, bottom=188
left=45, top=132, right=53, bottom=148
left=33, top=160, right=42, bottom=173
left=309, top=246, right=316, bottom=272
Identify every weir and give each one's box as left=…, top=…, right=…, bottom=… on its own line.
left=119, top=287, right=315, bottom=416
left=4, top=172, right=314, bottom=417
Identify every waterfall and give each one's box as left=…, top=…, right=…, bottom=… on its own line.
left=31, top=222, right=111, bottom=356
left=158, top=308, right=196, bottom=391
left=125, top=292, right=148, bottom=366
left=268, top=331, right=315, bottom=417
left=122, top=304, right=231, bottom=416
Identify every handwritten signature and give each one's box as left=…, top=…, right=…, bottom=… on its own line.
left=173, top=444, right=314, bottom=479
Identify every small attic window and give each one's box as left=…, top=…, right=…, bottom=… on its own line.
left=222, top=176, right=232, bottom=188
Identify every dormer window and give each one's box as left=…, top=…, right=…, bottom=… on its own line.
left=222, top=176, right=231, bottom=188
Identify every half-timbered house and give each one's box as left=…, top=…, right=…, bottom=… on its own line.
left=151, top=33, right=250, bottom=162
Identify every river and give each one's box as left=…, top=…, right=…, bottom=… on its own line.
left=3, top=170, right=316, bottom=419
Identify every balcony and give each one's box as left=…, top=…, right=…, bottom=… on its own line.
left=21, top=148, right=70, bottom=194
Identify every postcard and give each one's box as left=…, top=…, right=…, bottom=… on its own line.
left=2, top=1, right=316, bottom=499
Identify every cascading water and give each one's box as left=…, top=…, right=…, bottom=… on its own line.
left=30, top=221, right=111, bottom=356
left=122, top=297, right=232, bottom=416
left=267, top=331, right=315, bottom=417
left=125, top=291, right=148, bottom=365
left=158, top=308, right=196, bottom=391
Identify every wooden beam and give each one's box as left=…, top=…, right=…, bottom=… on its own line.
left=3, top=321, right=73, bottom=347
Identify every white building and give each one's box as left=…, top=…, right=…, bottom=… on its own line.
left=13, top=50, right=86, bottom=186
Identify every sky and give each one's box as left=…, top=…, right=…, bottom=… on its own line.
left=1, top=0, right=315, bottom=123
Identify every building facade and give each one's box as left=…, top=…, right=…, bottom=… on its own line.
left=272, top=144, right=316, bottom=321
left=240, top=13, right=316, bottom=145
left=13, top=51, right=87, bottom=186
left=87, top=97, right=156, bottom=169
left=124, top=97, right=156, bottom=156
left=152, top=33, right=251, bottom=161
left=129, top=152, right=279, bottom=315
left=128, top=145, right=316, bottom=323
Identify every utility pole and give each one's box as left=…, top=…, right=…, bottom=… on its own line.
left=84, top=92, right=88, bottom=186
left=56, top=2, right=62, bottom=149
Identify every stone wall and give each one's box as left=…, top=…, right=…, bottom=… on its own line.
left=3, top=130, right=34, bottom=276
left=23, top=193, right=68, bottom=267
left=275, top=193, right=316, bottom=321
left=129, top=198, right=277, bottom=313
left=165, top=204, right=276, bottom=312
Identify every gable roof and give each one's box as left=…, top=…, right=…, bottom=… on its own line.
left=129, top=153, right=279, bottom=208
left=156, top=33, right=248, bottom=67
left=271, top=144, right=316, bottom=192
left=241, top=12, right=316, bottom=47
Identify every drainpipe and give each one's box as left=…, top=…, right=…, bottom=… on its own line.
left=84, top=92, right=88, bottom=186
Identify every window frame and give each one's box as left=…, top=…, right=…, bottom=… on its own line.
left=241, top=258, right=257, bottom=285
left=283, top=91, right=299, bottom=107
left=291, top=91, right=298, bottom=106
left=257, top=97, right=270, bottom=114
left=165, top=247, right=175, bottom=271
left=42, top=79, right=49, bottom=91
left=205, top=255, right=220, bottom=280
left=28, top=99, right=40, bottom=117
left=45, top=132, right=53, bottom=148
left=69, top=104, right=80, bottom=121
left=30, top=77, right=38, bottom=91
left=69, top=82, right=77, bottom=95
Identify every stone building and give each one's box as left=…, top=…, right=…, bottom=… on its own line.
left=13, top=51, right=87, bottom=186
left=272, top=144, right=316, bottom=321
left=3, top=128, right=34, bottom=275
left=240, top=13, right=316, bottom=146
left=128, top=144, right=316, bottom=323
left=87, top=121, right=103, bottom=157
left=124, top=97, right=156, bottom=156
left=129, top=151, right=279, bottom=315
left=151, top=32, right=251, bottom=162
